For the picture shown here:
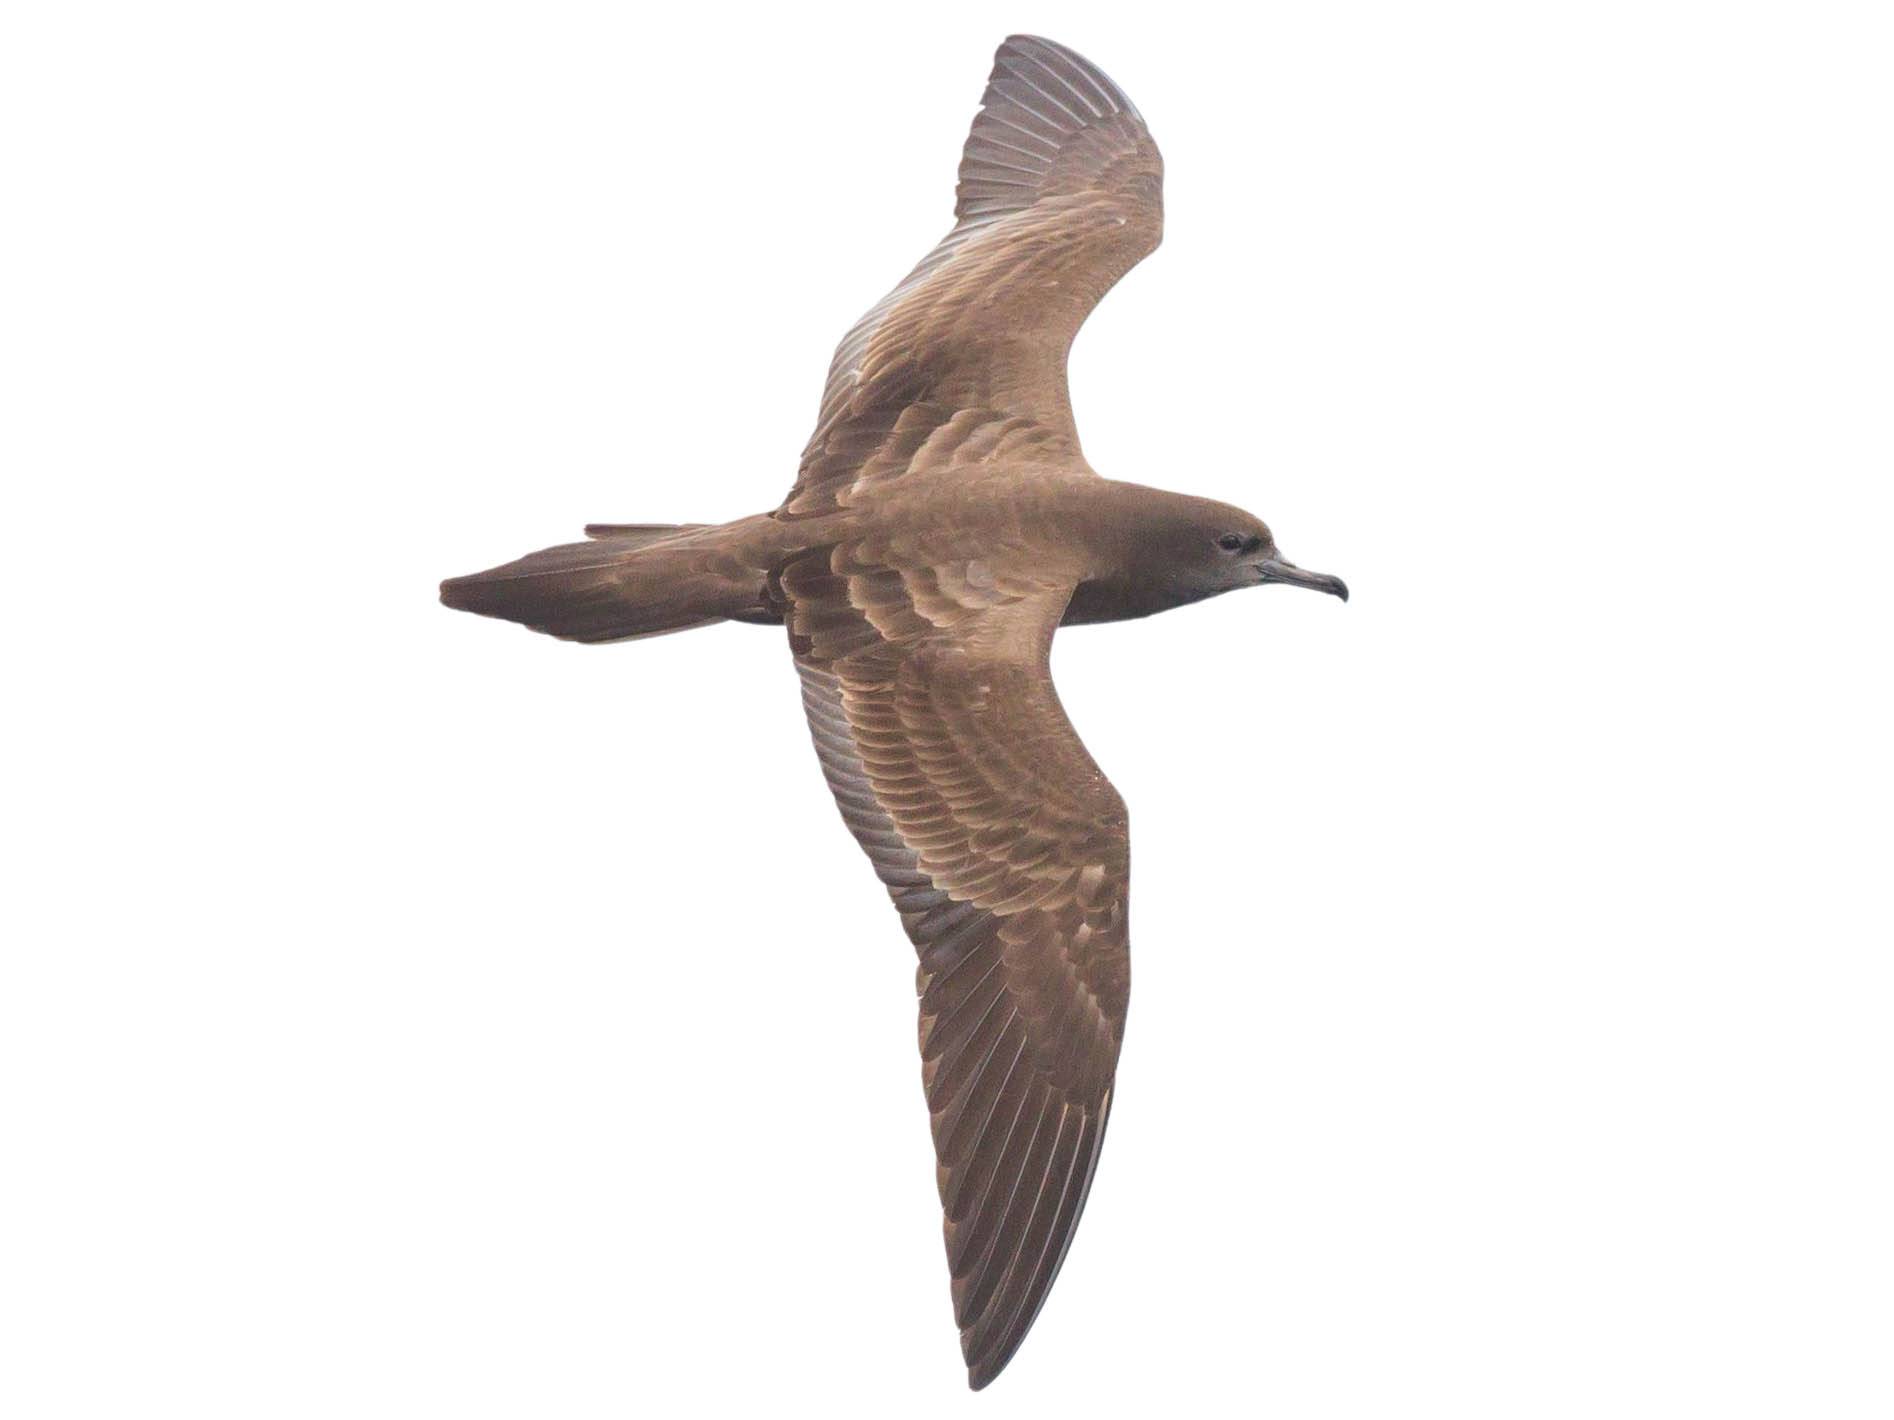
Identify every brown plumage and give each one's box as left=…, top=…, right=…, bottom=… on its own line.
left=441, top=34, right=1346, bottom=1389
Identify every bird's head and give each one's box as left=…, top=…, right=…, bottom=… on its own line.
left=1153, top=497, right=1349, bottom=606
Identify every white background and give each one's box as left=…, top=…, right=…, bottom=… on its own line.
left=4, top=3, right=1890, bottom=1415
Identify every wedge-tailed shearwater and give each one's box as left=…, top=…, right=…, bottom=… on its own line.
left=442, top=33, right=1347, bottom=1388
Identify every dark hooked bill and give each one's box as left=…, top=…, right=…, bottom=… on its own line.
left=1257, top=558, right=1349, bottom=602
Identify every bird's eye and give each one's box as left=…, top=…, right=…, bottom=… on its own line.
left=1216, top=533, right=1247, bottom=552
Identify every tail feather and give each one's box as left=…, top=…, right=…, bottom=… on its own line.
left=582, top=522, right=709, bottom=543
left=440, top=527, right=761, bottom=643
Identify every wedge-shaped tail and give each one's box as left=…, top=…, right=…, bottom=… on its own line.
left=440, top=523, right=765, bottom=643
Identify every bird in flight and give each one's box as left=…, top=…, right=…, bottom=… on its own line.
left=442, top=33, right=1347, bottom=1389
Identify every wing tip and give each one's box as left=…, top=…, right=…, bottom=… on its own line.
left=991, top=34, right=1140, bottom=122
left=960, top=1311, right=1040, bottom=1390
left=963, top=1321, right=1034, bottom=1389
left=955, top=34, right=1151, bottom=225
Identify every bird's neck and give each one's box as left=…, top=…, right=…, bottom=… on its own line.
left=1058, top=481, right=1211, bottom=626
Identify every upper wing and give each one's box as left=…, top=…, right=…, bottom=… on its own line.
left=779, top=542, right=1130, bottom=1388
left=782, top=35, right=1164, bottom=518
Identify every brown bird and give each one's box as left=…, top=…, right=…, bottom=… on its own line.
left=442, top=34, right=1346, bottom=1389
